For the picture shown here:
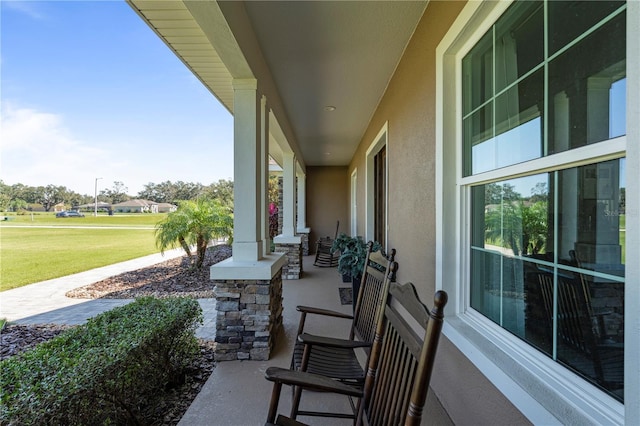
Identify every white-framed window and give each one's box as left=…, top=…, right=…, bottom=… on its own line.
left=351, top=169, right=358, bottom=237
left=436, top=0, right=638, bottom=423
left=366, top=123, right=388, bottom=247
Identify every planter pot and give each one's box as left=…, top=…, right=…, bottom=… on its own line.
left=342, top=273, right=351, bottom=283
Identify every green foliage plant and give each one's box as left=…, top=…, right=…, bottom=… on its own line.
left=155, top=197, right=233, bottom=269
left=0, top=297, right=203, bottom=425
left=484, top=200, right=548, bottom=256
left=331, top=233, right=382, bottom=279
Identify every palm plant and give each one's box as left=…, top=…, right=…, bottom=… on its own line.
left=484, top=200, right=548, bottom=257
left=155, top=198, right=233, bottom=269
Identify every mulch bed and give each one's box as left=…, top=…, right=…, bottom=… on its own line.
left=65, top=244, right=232, bottom=299
left=1, top=323, right=73, bottom=360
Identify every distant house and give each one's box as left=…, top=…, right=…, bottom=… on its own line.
left=157, top=203, right=177, bottom=213
left=76, top=202, right=112, bottom=212
left=112, top=199, right=158, bottom=213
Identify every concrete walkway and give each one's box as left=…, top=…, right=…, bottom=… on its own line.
left=0, top=248, right=216, bottom=339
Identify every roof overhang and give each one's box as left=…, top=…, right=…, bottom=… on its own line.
left=127, top=0, right=428, bottom=170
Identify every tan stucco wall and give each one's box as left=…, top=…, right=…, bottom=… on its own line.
left=350, top=0, right=459, bottom=295
left=349, top=1, right=530, bottom=424
left=306, top=166, right=349, bottom=253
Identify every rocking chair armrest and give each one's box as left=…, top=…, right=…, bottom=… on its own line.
left=265, top=367, right=363, bottom=397
left=296, top=305, right=354, bottom=320
left=298, top=333, right=372, bottom=349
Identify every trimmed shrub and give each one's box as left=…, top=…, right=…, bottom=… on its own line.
left=0, top=297, right=203, bottom=425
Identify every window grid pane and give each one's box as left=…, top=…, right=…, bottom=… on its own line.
left=469, top=160, right=625, bottom=402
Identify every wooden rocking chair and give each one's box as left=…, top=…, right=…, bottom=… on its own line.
left=265, top=283, right=448, bottom=425
left=313, top=221, right=340, bottom=267
left=290, top=243, right=396, bottom=419
left=537, top=271, right=623, bottom=391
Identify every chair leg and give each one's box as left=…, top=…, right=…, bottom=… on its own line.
left=290, top=344, right=311, bottom=419
left=354, top=395, right=363, bottom=425
left=290, top=385, right=303, bottom=420
left=267, top=382, right=284, bottom=424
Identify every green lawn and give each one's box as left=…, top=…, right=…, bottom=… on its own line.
left=0, top=214, right=167, bottom=291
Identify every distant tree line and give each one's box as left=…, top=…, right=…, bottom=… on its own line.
left=138, top=180, right=234, bottom=208
left=0, top=179, right=234, bottom=212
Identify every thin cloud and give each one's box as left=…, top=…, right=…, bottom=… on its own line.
left=2, top=1, right=47, bottom=21
left=0, top=103, right=234, bottom=196
left=0, top=104, right=121, bottom=195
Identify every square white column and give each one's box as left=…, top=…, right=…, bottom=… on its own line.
left=281, top=152, right=297, bottom=237
left=296, top=173, right=307, bottom=231
left=260, top=95, right=271, bottom=255
left=231, top=78, right=263, bottom=262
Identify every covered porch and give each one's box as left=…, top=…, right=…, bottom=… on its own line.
left=126, top=0, right=422, bottom=363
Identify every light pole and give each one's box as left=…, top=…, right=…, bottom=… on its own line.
left=94, top=177, right=103, bottom=217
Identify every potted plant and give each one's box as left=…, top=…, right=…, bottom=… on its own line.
left=332, top=234, right=384, bottom=279
left=331, top=233, right=361, bottom=282
left=332, top=234, right=383, bottom=309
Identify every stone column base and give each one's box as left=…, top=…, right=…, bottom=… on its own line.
left=275, top=243, right=302, bottom=279
left=297, top=228, right=310, bottom=256
left=273, top=235, right=303, bottom=280
left=213, top=270, right=283, bottom=361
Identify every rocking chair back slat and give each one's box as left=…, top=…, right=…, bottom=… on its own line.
left=352, top=265, right=387, bottom=342
left=360, top=283, right=447, bottom=426
left=369, top=328, right=418, bottom=426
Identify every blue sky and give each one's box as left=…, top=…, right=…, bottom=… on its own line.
left=1, top=0, right=234, bottom=196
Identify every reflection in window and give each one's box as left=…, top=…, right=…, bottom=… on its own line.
left=548, top=12, right=626, bottom=153
left=469, top=118, right=542, bottom=175
left=467, top=69, right=545, bottom=175
left=462, top=1, right=626, bottom=176
left=558, top=160, right=626, bottom=274
left=494, top=1, right=543, bottom=92
left=548, top=1, right=625, bottom=56
left=470, top=160, right=625, bottom=401
left=610, top=78, right=626, bottom=139
left=462, top=31, right=493, bottom=116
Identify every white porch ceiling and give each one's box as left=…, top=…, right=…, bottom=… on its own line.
left=127, top=0, right=427, bottom=168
